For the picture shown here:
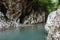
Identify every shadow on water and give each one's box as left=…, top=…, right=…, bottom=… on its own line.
left=0, top=23, right=47, bottom=40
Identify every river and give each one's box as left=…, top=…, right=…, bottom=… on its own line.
left=0, top=23, right=47, bottom=40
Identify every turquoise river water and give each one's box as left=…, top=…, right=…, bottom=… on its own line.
left=0, top=23, right=47, bottom=40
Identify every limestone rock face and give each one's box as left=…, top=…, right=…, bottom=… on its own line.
left=0, top=0, right=45, bottom=24
left=0, top=12, right=20, bottom=31
left=45, top=8, right=60, bottom=40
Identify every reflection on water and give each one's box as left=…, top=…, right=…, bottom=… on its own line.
left=0, top=23, right=47, bottom=40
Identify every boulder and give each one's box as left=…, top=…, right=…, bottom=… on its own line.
left=45, top=8, right=60, bottom=40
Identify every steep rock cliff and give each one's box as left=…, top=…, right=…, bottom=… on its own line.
left=0, top=0, right=45, bottom=24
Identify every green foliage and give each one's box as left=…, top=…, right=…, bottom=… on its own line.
left=38, top=0, right=59, bottom=13
left=47, top=0, right=59, bottom=13
left=38, top=0, right=49, bottom=4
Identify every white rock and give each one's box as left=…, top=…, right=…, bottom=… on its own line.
left=45, top=9, right=60, bottom=40
left=0, top=12, right=4, bottom=16
left=46, top=11, right=57, bottom=25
